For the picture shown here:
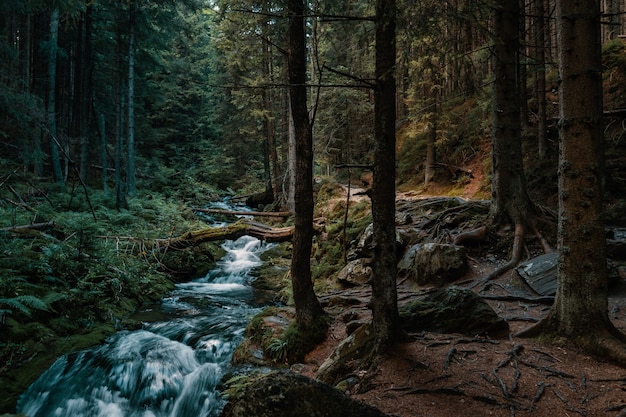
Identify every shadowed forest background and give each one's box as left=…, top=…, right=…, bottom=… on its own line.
left=2, top=0, right=626, bottom=415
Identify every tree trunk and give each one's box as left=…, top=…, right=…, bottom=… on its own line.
left=371, top=0, right=401, bottom=349
left=519, top=0, right=626, bottom=365
left=287, top=0, right=325, bottom=326
left=547, top=0, right=610, bottom=332
left=261, top=12, right=278, bottom=203
left=287, top=90, right=296, bottom=213
left=100, top=114, right=108, bottom=193
left=115, top=0, right=127, bottom=210
left=491, top=0, right=534, bottom=226
left=424, top=78, right=438, bottom=187
left=76, top=8, right=93, bottom=184
left=47, top=7, right=63, bottom=186
left=127, top=0, right=136, bottom=197
left=533, top=0, right=548, bottom=159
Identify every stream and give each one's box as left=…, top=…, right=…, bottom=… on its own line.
left=17, top=223, right=272, bottom=417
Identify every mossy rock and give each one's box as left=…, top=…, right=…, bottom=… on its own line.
left=232, top=307, right=328, bottom=366
left=316, top=323, right=375, bottom=385
left=400, top=286, right=508, bottom=337
left=221, top=370, right=390, bottom=417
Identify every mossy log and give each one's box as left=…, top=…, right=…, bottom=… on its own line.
left=0, top=221, right=55, bottom=232
left=155, top=219, right=293, bottom=249
left=191, top=208, right=291, bottom=218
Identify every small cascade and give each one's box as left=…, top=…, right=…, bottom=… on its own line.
left=17, top=234, right=272, bottom=417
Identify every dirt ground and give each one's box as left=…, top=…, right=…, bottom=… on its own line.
left=298, top=259, right=626, bottom=417
left=296, top=181, right=626, bottom=417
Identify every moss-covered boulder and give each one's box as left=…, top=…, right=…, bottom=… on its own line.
left=336, top=259, right=372, bottom=286
left=400, top=287, right=508, bottom=337
left=221, top=370, right=390, bottom=417
left=316, top=323, right=375, bottom=385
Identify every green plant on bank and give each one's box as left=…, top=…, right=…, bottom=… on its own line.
left=0, top=295, right=50, bottom=319
left=312, top=197, right=372, bottom=286
left=266, top=337, right=289, bottom=363
left=269, top=318, right=329, bottom=364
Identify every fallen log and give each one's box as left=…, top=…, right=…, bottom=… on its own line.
left=192, top=208, right=291, bottom=218
left=155, top=219, right=293, bottom=249
left=1, top=221, right=55, bottom=232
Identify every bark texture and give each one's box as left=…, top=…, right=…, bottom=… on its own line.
left=371, top=0, right=401, bottom=348
left=551, top=0, right=609, bottom=334
left=287, top=0, right=324, bottom=326
left=519, top=0, right=626, bottom=364
left=490, top=0, right=534, bottom=226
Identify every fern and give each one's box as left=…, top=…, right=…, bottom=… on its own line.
left=266, top=338, right=289, bottom=363
left=0, top=295, right=50, bottom=317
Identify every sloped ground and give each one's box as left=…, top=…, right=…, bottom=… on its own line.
left=299, top=261, right=626, bottom=417
left=295, top=176, right=626, bottom=417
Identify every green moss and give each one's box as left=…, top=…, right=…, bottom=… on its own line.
left=279, top=317, right=329, bottom=364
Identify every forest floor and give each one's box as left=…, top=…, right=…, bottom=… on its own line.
left=295, top=181, right=626, bottom=417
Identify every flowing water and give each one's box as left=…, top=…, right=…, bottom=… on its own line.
left=17, top=233, right=271, bottom=417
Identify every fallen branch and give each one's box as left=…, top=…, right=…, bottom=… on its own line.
left=1, top=221, right=55, bottom=232
left=154, top=220, right=293, bottom=249
left=99, top=219, right=294, bottom=253
left=192, top=208, right=291, bottom=218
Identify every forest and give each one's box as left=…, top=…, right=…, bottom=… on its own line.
left=2, top=0, right=626, bottom=416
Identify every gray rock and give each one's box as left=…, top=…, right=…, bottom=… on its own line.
left=397, top=243, right=468, bottom=286
left=337, top=259, right=372, bottom=286
left=399, top=286, right=508, bottom=337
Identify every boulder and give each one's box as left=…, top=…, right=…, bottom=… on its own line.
left=336, top=259, right=372, bottom=286
left=317, top=323, right=375, bottom=385
left=399, top=286, right=508, bottom=337
left=221, top=369, right=390, bottom=417
left=347, top=223, right=405, bottom=261
left=397, top=243, right=468, bottom=286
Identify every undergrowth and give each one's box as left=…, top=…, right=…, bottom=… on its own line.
left=0, top=178, right=223, bottom=412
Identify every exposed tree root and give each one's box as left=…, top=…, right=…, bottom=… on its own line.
left=453, top=225, right=487, bottom=246
left=483, top=222, right=525, bottom=282
left=517, top=318, right=626, bottom=368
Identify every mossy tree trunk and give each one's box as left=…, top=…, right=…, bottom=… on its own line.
left=287, top=0, right=325, bottom=326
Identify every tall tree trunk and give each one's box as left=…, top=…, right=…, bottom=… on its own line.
left=519, top=0, right=626, bottom=365
left=47, top=7, right=63, bottom=186
left=115, top=1, right=127, bottom=210
left=371, top=0, right=401, bottom=349
left=287, top=0, right=324, bottom=326
left=100, top=114, right=108, bottom=193
left=424, top=111, right=436, bottom=187
left=491, top=0, right=533, bottom=226
left=486, top=0, right=536, bottom=281
left=534, top=0, right=548, bottom=159
left=261, top=12, right=278, bottom=203
left=519, top=0, right=529, bottom=128
left=287, top=90, right=296, bottom=213
left=127, top=0, right=136, bottom=197
left=76, top=8, right=93, bottom=184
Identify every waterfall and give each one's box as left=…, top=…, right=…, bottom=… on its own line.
left=17, top=235, right=272, bottom=417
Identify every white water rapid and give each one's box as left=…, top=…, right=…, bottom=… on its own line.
left=17, top=234, right=271, bottom=417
